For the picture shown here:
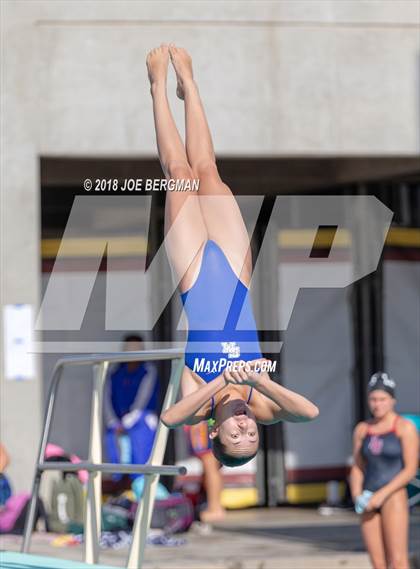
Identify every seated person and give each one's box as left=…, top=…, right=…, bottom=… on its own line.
left=104, top=334, right=159, bottom=478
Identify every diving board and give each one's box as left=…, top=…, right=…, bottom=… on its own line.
left=21, top=349, right=185, bottom=569
left=0, top=551, right=115, bottom=569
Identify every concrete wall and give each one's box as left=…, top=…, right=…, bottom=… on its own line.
left=1, top=0, right=419, bottom=490
left=37, top=1, right=420, bottom=156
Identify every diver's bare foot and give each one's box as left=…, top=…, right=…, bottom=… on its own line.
left=146, top=44, right=169, bottom=89
left=199, top=508, right=226, bottom=524
left=168, top=44, right=194, bottom=100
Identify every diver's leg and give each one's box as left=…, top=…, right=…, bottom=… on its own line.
left=199, top=451, right=226, bottom=522
left=169, top=45, right=252, bottom=286
left=147, top=44, right=207, bottom=291
left=381, top=489, right=410, bottom=569
left=360, top=511, right=388, bottom=569
left=168, top=45, right=215, bottom=173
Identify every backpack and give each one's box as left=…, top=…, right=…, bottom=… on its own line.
left=49, top=474, right=85, bottom=533
left=130, top=493, right=194, bottom=534
left=101, top=504, right=131, bottom=532
left=0, top=493, right=46, bottom=534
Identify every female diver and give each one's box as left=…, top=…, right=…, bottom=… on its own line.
left=147, top=44, right=319, bottom=467
left=350, top=372, right=418, bottom=569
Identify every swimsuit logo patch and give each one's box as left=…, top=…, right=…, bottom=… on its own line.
left=221, top=341, right=240, bottom=359
left=368, top=435, right=383, bottom=456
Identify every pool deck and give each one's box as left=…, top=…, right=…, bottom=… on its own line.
left=1, top=506, right=419, bottom=569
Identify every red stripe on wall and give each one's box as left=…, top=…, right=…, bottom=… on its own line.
left=286, top=465, right=350, bottom=483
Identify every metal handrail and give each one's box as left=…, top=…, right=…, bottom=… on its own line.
left=22, top=349, right=185, bottom=569
left=39, top=462, right=186, bottom=476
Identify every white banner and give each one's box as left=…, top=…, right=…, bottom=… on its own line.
left=3, top=304, right=35, bottom=381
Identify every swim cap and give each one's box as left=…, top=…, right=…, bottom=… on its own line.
left=367, top=371, right=396, bottom=397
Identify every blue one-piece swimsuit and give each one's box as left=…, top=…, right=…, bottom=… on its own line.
left=180, top=240, right=263, bottom=391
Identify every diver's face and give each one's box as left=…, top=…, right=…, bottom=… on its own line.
left=213, top=399, right=259, bottom=456
left=368, top=390, right=395, bottom=419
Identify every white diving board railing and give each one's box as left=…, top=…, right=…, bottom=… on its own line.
left=22, top=349, right=185, bottom=569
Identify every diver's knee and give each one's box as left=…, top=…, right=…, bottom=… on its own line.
left=192, top=160, right=219, bottom=180
left=167, top=161, right=194, bottom=181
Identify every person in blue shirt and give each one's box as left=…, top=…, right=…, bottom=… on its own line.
left=104, top=334, right=159, bottom=478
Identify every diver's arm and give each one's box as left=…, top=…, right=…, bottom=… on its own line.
left=161, top=374, right=226, bottom=428
left=223, top=359, right=319, bottom=423
left=349, top=422, right=367, bottom=500
left=254, top=374, right=319, bottom=423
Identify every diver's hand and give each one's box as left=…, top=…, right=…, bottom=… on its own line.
left=365, top=489, right=387, bottom=512
left=223, top=359, right=271, bottom=387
